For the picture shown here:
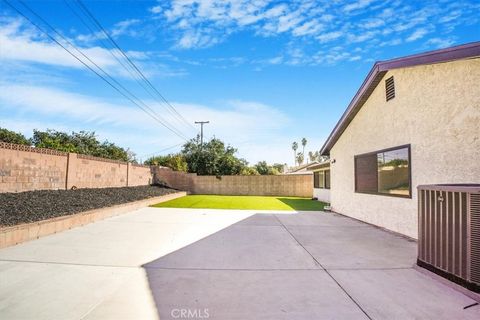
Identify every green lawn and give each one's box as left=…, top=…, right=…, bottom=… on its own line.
left=151, top=195, right=326, bottom=211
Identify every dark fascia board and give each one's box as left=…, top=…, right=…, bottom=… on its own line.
left=320, top=41, right=480, bottom=156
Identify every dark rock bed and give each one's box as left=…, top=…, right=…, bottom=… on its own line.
left=0, top=185, right=177, bottom=227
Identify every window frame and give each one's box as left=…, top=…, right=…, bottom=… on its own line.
left=313, top=171, right=320, bottom=188
left=313, top=169, right=330, bottom=190
left=354, top=144, right=412, bottom=199
left=325, top=169, right=331, bottom=190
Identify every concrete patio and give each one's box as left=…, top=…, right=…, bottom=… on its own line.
left=0, top=207, right=479, bottom=319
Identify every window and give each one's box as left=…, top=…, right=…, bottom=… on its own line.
left=355, top=145, right=411, bottom=198
left=325, top=170, right=331, bottom=189
left=313, top=170, right=330, bottom=189
left=385, top=76, right=395, bottom=101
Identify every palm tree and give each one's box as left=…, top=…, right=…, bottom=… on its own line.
left=292, top=141, right=298, bottom=166
left=301, top=138, right=307, bottom=158
left=296, top=152, right=304, bottom=166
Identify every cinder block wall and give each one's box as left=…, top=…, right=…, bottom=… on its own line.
left=0, top=142, right=152, bottom=192
left=153, top=167, right=313, bottom=197
left=127, top=164, right=153, bottom=186
left=0, top=142, right=68, bottom=193
left=1, top=142, right=313, bottom=196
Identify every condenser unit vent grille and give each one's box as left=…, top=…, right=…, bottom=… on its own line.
left=471, top=194, right=480, bottom=284
left=417, top=184, right=480, bottom=292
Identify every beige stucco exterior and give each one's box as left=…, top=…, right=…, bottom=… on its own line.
left=330, top=58, right=480, bottom=239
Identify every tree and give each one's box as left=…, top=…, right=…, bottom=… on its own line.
left=254, top=161, right=280, bottom=175
left=272, top=163, right=285, bottom=173
left=181, top=137, right=247, bottom=175
left=240, top=166, right=259, bottom=175
left=292, top=141, right=298, bottom=166
left=296, top=152, right=304, bottom=166
left=30, top=129, right=133, bottom=161
left=301, top=137, right=307, bottom=158
left=308, top=151, right=320, bottom=163
left=144, top=154, right=188, bottom=172
left=254, top=161, right=269, bottom=175
left=0, top=127, right=30, bottom=145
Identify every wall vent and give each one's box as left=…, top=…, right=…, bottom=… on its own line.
left=417, top=184, right=480, bottom=292
left=385, top=76, right=395, bottom=101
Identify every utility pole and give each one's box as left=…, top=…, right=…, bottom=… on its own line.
left=195, top=121, right=209, bottom=145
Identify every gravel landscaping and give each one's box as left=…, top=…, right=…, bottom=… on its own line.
left=0, top=185, right=178, bottom=227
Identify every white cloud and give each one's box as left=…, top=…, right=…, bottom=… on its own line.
left=145, top=0, right=478, bottom=66
left=267, top=56, right=283, bottom=64
left=110, top=19, right=141, bottom=38
left=150, top=6, right=162, bottom=14
left=360, top=19, right=384, bottom=29
left=0, top=17, right=186, bottom=78
left=425, top=37, right=455, bottom=49
left=406, top=28, right=429, bottom=42
left=343, top=0, right=376, bottom=12
left=0, top=83, right=296, bottom=163
left=316, top=31, right=343, bottom=43
left=0, top=18, right=126, bottom=73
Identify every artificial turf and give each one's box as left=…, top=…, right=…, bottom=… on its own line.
left=151, top=195, right=326, bottom=211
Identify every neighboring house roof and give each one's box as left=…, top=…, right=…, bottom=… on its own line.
left=306, top=161, right=330, bottom=171
left=320, top=41, right=480, bottom=156
left=286, top=162, right=319, bottom=174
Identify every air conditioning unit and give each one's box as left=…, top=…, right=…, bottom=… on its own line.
left=417, top=184, right=480, bottom=292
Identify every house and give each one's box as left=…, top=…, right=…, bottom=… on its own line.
left=307, top=161, right=330, bottom=203
left=285, top=162, right=317, bottom=175
left=320, top=42, right=480, bottom=239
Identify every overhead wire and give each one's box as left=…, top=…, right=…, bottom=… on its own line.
left=75, top=0, right=197, bottom=133
left=139, top=142, right=184, bottom=160
left=4, top=0, right=189, bottom=141
left=16, top=0, right=187, bottom=140
left=64, top=0, right=193, bottom=134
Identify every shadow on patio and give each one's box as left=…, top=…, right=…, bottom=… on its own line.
left=141, top=210, right=480, bottom=320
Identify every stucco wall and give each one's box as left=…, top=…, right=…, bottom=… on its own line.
left=153, top=167, right=313, bottom=197
left=330, top=58, right=480, bottom=238
left=313, top=188, right=330, bottom=203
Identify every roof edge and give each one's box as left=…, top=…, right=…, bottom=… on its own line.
left=320, top=41, right=480, bottom=156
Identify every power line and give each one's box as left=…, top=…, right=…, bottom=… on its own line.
left=64, top=0, right=192, bottom=135
left=16, top=0, right=187, bottom=140
left=5, top=0, right=188, bottom=141
left=75, top=0, right=197, bottom=133
left=139, top=143, right=184, bottom=159
left=62, top=0, right=139, bottom=79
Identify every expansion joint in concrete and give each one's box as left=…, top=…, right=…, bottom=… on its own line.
left=273, top=214, right=373, bottom=320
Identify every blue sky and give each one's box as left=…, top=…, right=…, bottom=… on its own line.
left=0, top=0, right=479, bottom=164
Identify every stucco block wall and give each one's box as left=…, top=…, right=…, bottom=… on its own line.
left=0, top=143, right=68, bottom=192
left=127, top=164, right=153, bottom=186
left=193, top=175, right=312, bottom=197
left=330, top=58, right=480, bottom=239
left=153, top=167, right=313, bottom=197
left=0, top=143, right=154, bottom=192
left=153, top=167, right=195, bottom=191
left=69, top=155, right=128, bottom=189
